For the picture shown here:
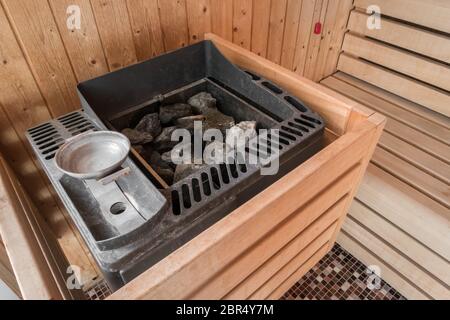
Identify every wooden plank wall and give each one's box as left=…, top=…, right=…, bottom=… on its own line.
left=0, top=0, right=353, bottom=286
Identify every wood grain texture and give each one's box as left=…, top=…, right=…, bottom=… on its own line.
left=250, top=0, right=271, bottom=57
left=2, top=0, right=79, bottom=116
left=0, top=6, right=52, bottom=139
left=210, top=0, right=233, bottom=41
left=342, top=6, right=450, bottom=117
left=359, top=164, right=450, bottom=262
left=322, top=0, right=353, bottom=77
left=157, top=0, right=190, bottom=51
left=186, top=0, right=212, bottom=44
left=280, top=0, right=302, bottom=69
left=347, top=10, right=450, bottom=64
left=349, top=200, right=450, bottom=285
left=303, top=0, right=327, bottom=79
left=232, top=0, right=253, bottom=49
left=354, top=0, right=450, bottom=33
left=342, top=34, right=450, bottom=91
left=324, top=69, right=450, bottom=300
left=126, top=0, right=165, bottom=60
left=312, top=0, right=338, bottom=81
left=49, top=0, right=108, bottom=81
left=193, top=177, right=355, bottom=299
left=251, top=237, right=331, bottom=299
left=90, top=0, right=137, bottom=71
left=322, top=76, right=450, bottom=144
left=292, top=0, right=315, bottom=75
left=379, top=132, right=450, bottom=185
left=338, top=54, right=450, bottom=117
left=265, top=242, right=329, bottom=299
left=0, top=225, right=20, bottom=297
left=224, top=196, right=350, bottom=299
left=323, top=77, right=450, bottom=167
left=372, top=147, right=450, bottom=209
left=266, top=0, right=288, bottom=64
left=0, top=5, right=98, bottom=283
left=0, top=155, right=65, bottom=299
left=334, top=72, right=450, bottom=130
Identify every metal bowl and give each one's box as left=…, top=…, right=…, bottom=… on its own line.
left=55, top=131, right=131, bottom=180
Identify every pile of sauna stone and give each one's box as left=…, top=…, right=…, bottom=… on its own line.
left=121, top=92, right=256, bottom=186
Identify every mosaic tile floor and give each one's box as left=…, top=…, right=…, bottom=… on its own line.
left=282, top=244, right=406, bottom=300
left=84, top=278, right=112, bottom=300
left=84, top=244, right=406, bottom=300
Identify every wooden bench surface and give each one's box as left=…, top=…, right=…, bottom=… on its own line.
left=322, top=72, right=450, bottom=300
left=330, top=2, right=450, bottom=299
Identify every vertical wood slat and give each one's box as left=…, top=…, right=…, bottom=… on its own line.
left=250, top=0, right=271, bottom=58
left=126, top=0, right=165, bottom=61
left=312, top=0, right=339, bottom=81
left=322, top=0, right=354, bottom=78
left=186, top=0, right=212, bottom=44
left=0, top=5, right=52, bottom=137
left=232, top=0, right=253, bottom=49
left=90, top=0, right=137, bottom=71
left=266, top=0, right=288, bottom=64
left=210, top=0, right=233, bottom=42
left=158, top=0, right=190, bottom=51
left=48, top=0, right=108, bottom=82
left=2, top=0, right=79, bottom=116
left=303, top=0, right=328, bottom=79
left=292, top=0, right=316, bottom=75
left=280, top=0, right=303, bottom=69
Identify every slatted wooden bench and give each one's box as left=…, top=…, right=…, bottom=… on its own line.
left=321, top=0, right=450, bottom=300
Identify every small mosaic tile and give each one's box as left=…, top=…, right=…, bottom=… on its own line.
left=84, top=278, right=112, bottom=300
left=281, top=244, right=406, bottom=300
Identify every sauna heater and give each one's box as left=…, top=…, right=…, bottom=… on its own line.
left=26, top=41, right=325, bottom=290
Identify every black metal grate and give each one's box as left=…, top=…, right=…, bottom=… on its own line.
left=27, top=111, right=96, bottom=161
left=83, top=278, right=112, bottom=300
left=166, top=71, right=323, bottom=217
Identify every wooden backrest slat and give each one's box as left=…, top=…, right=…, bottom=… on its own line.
left=340, top=4, right=450, bottom=117
left=338, top=54, right=450, bottom=118
left=347, top=11, right=450, bottom=63
left=334, top=72, right=450, bottom=130
left=354, top=0, right=450, bottom=33
left=343, top=34, right=450, bottom=91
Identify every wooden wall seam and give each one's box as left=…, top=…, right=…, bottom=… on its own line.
left=88, top=0, right=113, bottom=73
left=280, top=0, right=302, bottom=69
left=232, top=0, right=253, bottom=50
left=266, top=0, right=288, bottom=64
left=46, top=0, right=80, bottom=85
left=250, top=0, right=270, bottom=58
left=322, top=1, right=354, bottom=80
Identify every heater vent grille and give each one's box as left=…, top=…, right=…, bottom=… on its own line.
left=171, top=162, right=248, bottom=216
left=27, top=111, right=96, bottom=160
